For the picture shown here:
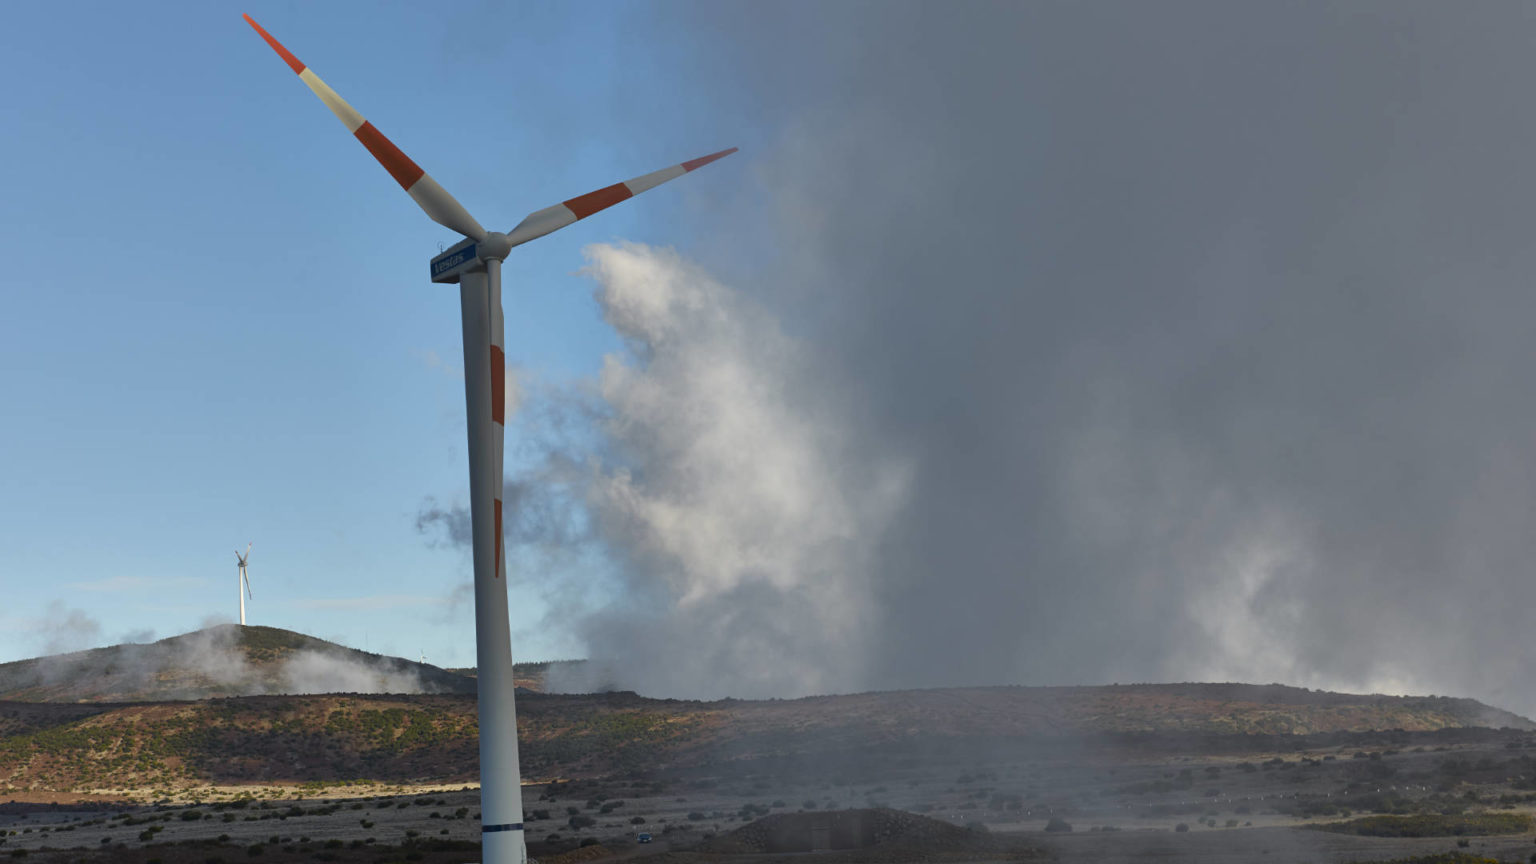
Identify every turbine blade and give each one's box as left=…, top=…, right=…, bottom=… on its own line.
left=244, top=572, right=253, bottom=600
left=505, top=147, right=738, bottom=248
left=243, top=15, right=488, bottom=242
left=245, top=542, right=253, bottom=561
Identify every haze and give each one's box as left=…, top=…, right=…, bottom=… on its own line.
left=433, top=2, right=1536, bottom=711
left=4, top=2, right=1535, bottom=718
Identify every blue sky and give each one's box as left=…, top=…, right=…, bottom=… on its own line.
left=0, top=1, right=760, bottom=667
left=12, top=2, right=1536, bottom=714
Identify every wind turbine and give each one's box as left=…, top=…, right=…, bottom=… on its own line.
left=235, top=543, right=253, bottom=626
left=243, top=16, right=736, bottom=864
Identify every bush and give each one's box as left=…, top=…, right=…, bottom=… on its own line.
left=1175, top=823, right=1190, bottom=832
left=1310, top=813, right=1532, bottom=838
left=1045, top=817, right=1072, bottom=833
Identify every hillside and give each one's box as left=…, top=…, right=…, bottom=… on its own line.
left=3, top=629, right=1532, bottom=800
left=1, top=683, right=1531, bottom=799
left=0, top=626, right=476, bottom=702
left=0, top=626, right=591, bottom=703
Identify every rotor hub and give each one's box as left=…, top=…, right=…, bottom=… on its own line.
left=478, top=231, right=512, bottom=262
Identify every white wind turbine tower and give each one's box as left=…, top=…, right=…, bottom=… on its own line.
left=243, top=16, right=736, bottom=864
left=235, top=543, right=253, bottom=626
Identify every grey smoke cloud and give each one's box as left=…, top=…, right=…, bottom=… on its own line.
left=35, top=602, right=102, bottom=657
left=428, top=2, right=1536, bottom=713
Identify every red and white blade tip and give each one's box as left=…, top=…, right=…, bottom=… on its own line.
left=683, top=148, right=738, bottom=172
left=243, top=15, right=305, bottom=75
left=506, top=146, right=739, bottom=247
left=242, top=14, right=488, bottom=241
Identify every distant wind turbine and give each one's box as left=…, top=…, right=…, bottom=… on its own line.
left=235, top=543, right=253, bottom=626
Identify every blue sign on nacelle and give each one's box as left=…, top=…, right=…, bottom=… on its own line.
left=430, top=241, right=479, bottom=284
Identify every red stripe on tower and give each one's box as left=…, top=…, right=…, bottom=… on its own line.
left=494, top=498, right=503, bottom=580
left=490, top=346, right=506, bottom=425
left=244, top=15, right=307, bottom=74
left=353, top=122, right=426, bottom=190
left=564, top=183, right=632, bottom=220
left=682, top=147, right=739, bottom=172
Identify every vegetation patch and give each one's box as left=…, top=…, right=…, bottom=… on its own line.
left=1339, top=848, right=1505, bottom=854
left=1309, top=812, right=1532, bottom=837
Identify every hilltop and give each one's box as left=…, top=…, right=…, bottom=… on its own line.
left=0, top=626, right=475, bottom=702
left=0, top=626, right=589, bottom=703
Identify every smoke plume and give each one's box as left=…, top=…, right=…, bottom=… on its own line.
left=35, top=602, right=103, bottom=657
left=427, top=2, right=1536, bottom=714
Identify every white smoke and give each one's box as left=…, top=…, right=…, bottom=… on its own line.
left=529, top=242, right=909, bottom=699
left=282, top=649, right=425, bottom=695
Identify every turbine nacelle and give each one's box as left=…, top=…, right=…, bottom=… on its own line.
left=431, top=232, right=513, bottom=284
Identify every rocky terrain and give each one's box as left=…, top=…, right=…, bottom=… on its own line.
left=6, top=629, right=1536, bottom=862
left=1, top=684, right=1533, bottom=800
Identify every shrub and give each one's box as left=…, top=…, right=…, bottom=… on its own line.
left=1045, top=818, right=1072, bottom=833
left=1310, top=813, right=1532, bottom=838
left=1175, top=823, right=1190, bottom=832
